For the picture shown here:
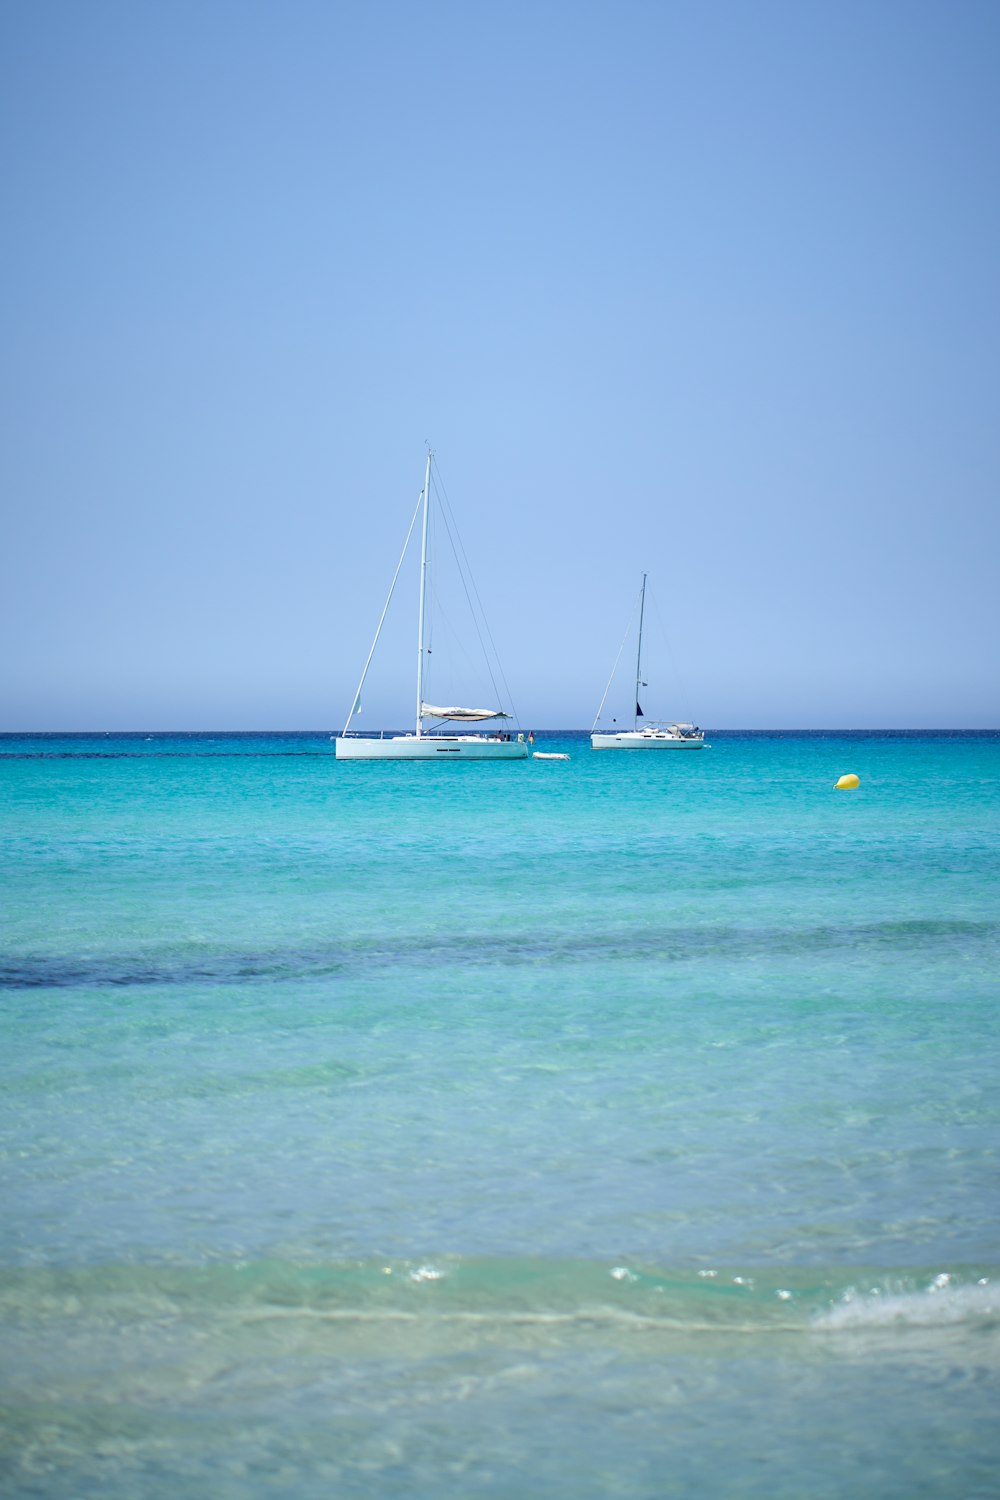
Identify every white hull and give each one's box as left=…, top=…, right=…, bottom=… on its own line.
left=336, top=735, right=528, bottom=760
left=591, top=732, right=704, bottom=750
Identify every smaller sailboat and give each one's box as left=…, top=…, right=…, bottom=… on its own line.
left=590, top=573, right=705, bottom=750
left=335, top=452, right=527, bottom=761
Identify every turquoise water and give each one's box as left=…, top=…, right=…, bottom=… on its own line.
left=1, top=730, right=998, bottom=1497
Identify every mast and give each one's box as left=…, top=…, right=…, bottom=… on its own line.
left=634, top=572, right=646, bottom=730
left=415, top=450, right=432, bottom=736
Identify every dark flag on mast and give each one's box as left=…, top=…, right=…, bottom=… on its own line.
left=636, top=702, right=644, bottom=717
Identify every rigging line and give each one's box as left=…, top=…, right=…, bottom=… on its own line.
left=431, top=465, right=513, bottom=719
left=432, top=462, right=520, bottom=723
left=590, top=581, right=644, bottom=732
left=426, top=584, right=493, bottom=693
left=340, top=488, right=424, bottom=737
left=649, top=589, right=691, bottom=716
left=434, top=484, right=506, bottom=714
left=424, top=465, right=487, bottom=702
left=432, top=463, right=493, bottom=651
left=441, top=484, right=520, bottom=724
left=425, top=503, right=435, bottom=654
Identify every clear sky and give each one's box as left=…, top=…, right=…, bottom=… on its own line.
left=2, top=0, right=998, bottom=730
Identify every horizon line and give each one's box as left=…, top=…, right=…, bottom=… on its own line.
left=2, top=727, right=998, bottom=737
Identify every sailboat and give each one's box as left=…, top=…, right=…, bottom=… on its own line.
left=590, top=573, right=705, bottom=750
left=335, top=452, right=528, bottom=760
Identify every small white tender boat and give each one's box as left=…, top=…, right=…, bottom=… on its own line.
left=532, top=751, right=570, bottom=760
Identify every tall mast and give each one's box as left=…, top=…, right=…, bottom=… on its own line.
left=415, top=450, right=432, bottom=736
left=634, top=572, right=646, bottom=730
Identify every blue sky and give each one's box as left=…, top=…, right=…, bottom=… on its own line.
left=2, top=0, right=998, bottom=729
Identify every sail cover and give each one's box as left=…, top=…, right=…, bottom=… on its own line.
left=420, top=704, right=509, bottom=721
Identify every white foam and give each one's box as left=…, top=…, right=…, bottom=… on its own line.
left=815, top=1277, right=997, bottom=1330
left=408, top=1264, right=445, bottom=1283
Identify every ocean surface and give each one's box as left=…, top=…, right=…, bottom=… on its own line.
left=1, top=729, right=998, bottom=1498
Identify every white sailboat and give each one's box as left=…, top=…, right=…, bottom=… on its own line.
left=335, top=452, right=528, bottom=761
left=590, top=573, right=705, bottom=750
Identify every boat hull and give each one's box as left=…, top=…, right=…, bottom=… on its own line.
left=590, top=732, right=704, bottom=750
left=336, top=735, right=528, bottom=760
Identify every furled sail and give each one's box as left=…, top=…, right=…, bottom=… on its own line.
left=420, top=704, right=509, bottom=722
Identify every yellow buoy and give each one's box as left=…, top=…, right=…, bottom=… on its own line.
left=835, top=773, right=860, bottom=790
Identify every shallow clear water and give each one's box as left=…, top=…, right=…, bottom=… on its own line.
left=2, top=730, right=998, bottom=1497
